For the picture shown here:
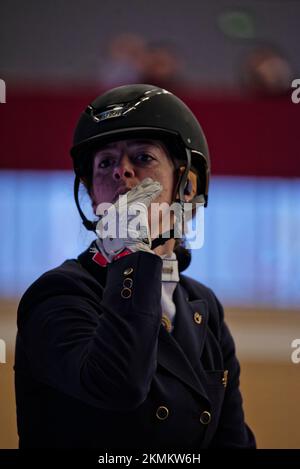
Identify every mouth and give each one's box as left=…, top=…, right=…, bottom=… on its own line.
left=113, top=187, right=131, bottom=204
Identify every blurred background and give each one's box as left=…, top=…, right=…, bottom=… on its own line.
left=0, top=0, right=300, bottom=449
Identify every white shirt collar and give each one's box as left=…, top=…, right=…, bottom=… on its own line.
left=160, top=252, right=180, bottom=282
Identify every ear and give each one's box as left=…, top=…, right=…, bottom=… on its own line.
left=175, top=166, right=198, bottom=202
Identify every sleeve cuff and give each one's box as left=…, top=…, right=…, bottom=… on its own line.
left=102, top=251, right=163, bottom=318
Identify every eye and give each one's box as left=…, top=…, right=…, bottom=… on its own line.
left=97, top=158, right=113, bottom=169
left=134, top=153, right=155, bottom=164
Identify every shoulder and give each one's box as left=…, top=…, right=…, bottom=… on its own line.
left=17, top=259, right=100, bottom=327
left=21, top=259, right=85, bottom=297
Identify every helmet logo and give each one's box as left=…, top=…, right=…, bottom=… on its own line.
left=89, top=105, right=125, bottom=123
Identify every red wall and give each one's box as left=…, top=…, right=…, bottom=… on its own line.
left=0, top=87, right=299, bottom=177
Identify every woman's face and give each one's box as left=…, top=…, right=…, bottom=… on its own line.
left=91, top=138, right=176, bottom=211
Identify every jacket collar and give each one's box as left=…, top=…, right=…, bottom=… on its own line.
left=78, top=242, right=108, bottom=288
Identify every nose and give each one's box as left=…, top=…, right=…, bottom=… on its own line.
left=113, top=154, right=135, bottom=181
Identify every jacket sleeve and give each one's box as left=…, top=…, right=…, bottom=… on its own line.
left=207, top=293, right=256, bottom=448
left=17, top=251, right=162, bottom=411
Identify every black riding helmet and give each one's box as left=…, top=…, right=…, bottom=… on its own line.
left=70, top=84, right=210, bottom=236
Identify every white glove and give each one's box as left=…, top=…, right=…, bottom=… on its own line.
left=95, top=178, right=163, bottom=263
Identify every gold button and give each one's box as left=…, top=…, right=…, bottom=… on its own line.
left=222, top=370, right=228, bottom=388
left=194, top=312, right=202, bottom=324
left=123, top=277, right=133, bottom=288
left=121, top=287, right=132, bottom=299
left=123, top=267, right=133, bottom=276
left=161, top=314, right=172, bottom=333
left=200, top=411, right=211, bottom=425
left=156, top=406, right=169, bottom=421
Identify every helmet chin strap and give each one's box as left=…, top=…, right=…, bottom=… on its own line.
left=148, top=148, right=192, bottom=250
left=74, top=148, right=192, bottom=248
left=74, top=176, right=97, bottom=232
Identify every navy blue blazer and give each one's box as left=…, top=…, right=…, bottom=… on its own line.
left=15, top=243, right=256, bottom=449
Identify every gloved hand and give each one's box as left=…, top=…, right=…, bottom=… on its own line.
left=95, top=178, right=163, bottom=263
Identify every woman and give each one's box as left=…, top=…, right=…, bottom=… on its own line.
left=15, top=84, right=256, bottom=448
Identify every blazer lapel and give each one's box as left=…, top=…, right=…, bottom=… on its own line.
left=173, top=283, right=209, bottom=371
left=157, top=283, right=210, bottom=403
